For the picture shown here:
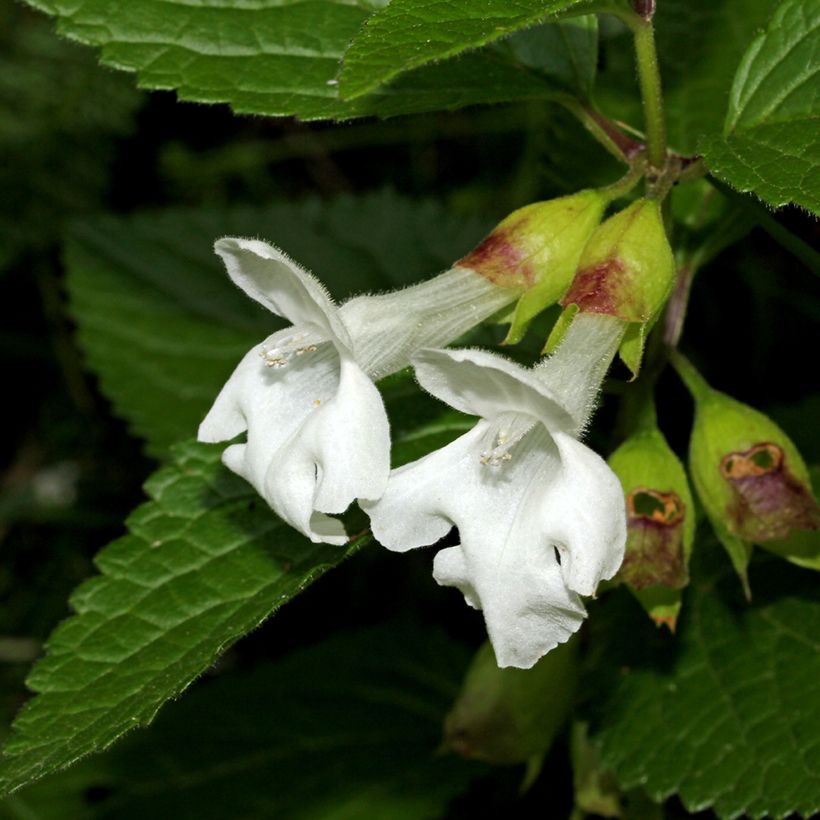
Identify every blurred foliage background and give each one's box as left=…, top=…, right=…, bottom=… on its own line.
left=1, top=0, right=818, bottom=816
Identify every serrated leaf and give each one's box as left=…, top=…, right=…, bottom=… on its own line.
left=584, top=549, right=820, bottom=818
left=4, top=625, right=481, bottom=819
left=65, top=194, right=493, bottom=456
left=338, top=0, right=587, bottom=100
left=501, top=15, right=598, bottom=98
left=596, top=0, right=778, bottom=154
left=23, top=0, right=566, bottom=120
left=0, top=440, right=370, bottom=796
left=703, top=0, right=820, bottom=213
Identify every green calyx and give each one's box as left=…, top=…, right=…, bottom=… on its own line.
left=608, top=417, right=694, bottom=631
left=674, top=354, right=820, bottom=595
left=458, top=190, right=607, bottom=345
left=443, top=638, right=578, bottom=766
left=557, top=198, right=675, bottom=376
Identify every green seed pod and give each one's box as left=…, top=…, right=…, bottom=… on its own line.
left=551, top=199, right=676, bottom=376
left=608, top=415, right=694, bottom=631
left=443, top=638, right=578, bottom=766
left=675, top=354, right=820, bottom=595
left=457, top=190, right=608, bottom=344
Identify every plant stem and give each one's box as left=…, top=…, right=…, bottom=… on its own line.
left=599, top=161, right=646, bottom=201
left=632, top=18, right=667, bottom=171
left=662, top=263, right=694, bottom=348
left=559, top=98, right=644, bottom=165
left=669, top=351, right=712, bottom=402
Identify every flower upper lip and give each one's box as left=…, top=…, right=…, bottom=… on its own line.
left=411, top=347, right=576, bottom=435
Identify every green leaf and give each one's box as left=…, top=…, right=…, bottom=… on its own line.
left=0, top=440, right=369, bottom=797
left=65, top=194, right=493, bottom=456
left=4, top=625, right=480, bottom=818
left=596, top=0, right=778, bottom=154
left=703, top=0, right=820, bottom=213
left=584, top=548, right=820, bottom=818
left=501, top=15, right=598, bottom=98
left=338, top=0, right=586, bottom=100
left=23, top=0, right=566, bottom=120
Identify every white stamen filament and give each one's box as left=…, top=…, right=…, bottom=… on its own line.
left=480, top=412, right=535, bottom=467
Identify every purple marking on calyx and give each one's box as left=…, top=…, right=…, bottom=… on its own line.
left=619, top=488, right=688, bottom=590
left=720, top=443, right=820, bottom=541
left=459, top=220, right=535, bottom=288
left=561, top=258, right=626, bottom=316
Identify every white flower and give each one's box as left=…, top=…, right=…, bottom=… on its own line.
left=198, top=238, right=518, bottom=544
left=363, top=314, right=627, bottom=668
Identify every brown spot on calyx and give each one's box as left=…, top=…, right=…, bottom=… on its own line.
left=628, top=488, right=685, bottom=525
left=458, top=218, right=536, bottom=289
left=561, top=258, right=626, bottom=317
left=720, top=442, right=783, bottom=479
left=720, top=443, right=820, bottom=541
left=619, top=488, right=688, bottom=590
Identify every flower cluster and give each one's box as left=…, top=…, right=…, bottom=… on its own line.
left=199, top=193, right=680, bottom=668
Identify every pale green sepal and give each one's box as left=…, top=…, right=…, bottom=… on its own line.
left=761, top=462, right=820, bottom=570
left=489, top=190, right=606, bottom=344
left=570, top=722, right=623, bottom=818
left=761, top=530, right=820, bottom=571
left=560, top=199, right=676, bottom=325
left=617, top=322, right=645, bottom=380
left=608, top=423, right=695, bottom=629
left=461, top=189, right=607, bottom=296
left=632, top=586, right=682, bottom=633
left=714, top=524, right=753, bottom=600
left=520, top=754, right=545, bottom=794
left=443, top=638, right=579, bottom=765
left=503, top=303, right=535, bottom=345
left=543, top=304, right=578, bottom=354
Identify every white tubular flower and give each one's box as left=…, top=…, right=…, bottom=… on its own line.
left=363, top=313, right=628, bottom=668
left=198, top=238, right=519, bottom=544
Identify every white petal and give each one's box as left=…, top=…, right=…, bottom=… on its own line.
left=412, top=347, right=574, bottom=432
left=279, top=356, right=391, bottom=515
left=198, top=336, right=351, bottom=544
left=363, top=426, right=487, bottom=552
left=540, top=431, right=627, bottom=596
left=215, top=238, right=352, bottom=348
left=198, top=329, right=336, bottom=447
left=433, top=543, right=585, bottom=669
left=366, top=423, right=587, bottom=668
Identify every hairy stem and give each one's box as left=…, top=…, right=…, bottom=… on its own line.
left=632, top=19, right=667, bottom=171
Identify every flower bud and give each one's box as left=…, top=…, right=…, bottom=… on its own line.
left=676, top=355, right=820, bottom=593
left=457, top=190, right=607, bottom=344
left=551, top=199, right=675, bottom=376
left=608, top=423, right=694, bottom=630
left=443, top=638, right=578, bottom=766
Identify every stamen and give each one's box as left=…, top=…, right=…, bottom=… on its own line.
left=480, top=434, right=517, bottom=466
left=259, top=333, right=319, bottom=369
left=479, top=413, right=535, bottom=467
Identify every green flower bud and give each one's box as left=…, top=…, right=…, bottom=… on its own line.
left=552, top=199, right=676, bottom=376
left=675, top=354, right=820, bottom=595
left=458, top=190, right=607, bottom=344
left=608, top=415, right=694, bottom=631
left=443, top=638, right=578, bottom=766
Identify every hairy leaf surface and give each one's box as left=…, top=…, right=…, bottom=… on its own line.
left=704, top=0, right=820, bottom=213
